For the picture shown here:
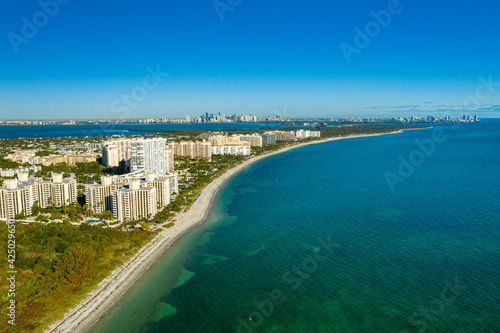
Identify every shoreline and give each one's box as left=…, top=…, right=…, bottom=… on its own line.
left=46, top=129, right=414, bottom=333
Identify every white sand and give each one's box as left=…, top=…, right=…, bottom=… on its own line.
left=46, top=130, right=408, bottom=333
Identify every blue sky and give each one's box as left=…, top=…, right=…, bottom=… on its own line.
left=1, top=0, right=499, bottom=119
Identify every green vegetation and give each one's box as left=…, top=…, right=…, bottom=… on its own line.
left=0, top=156, right=20, bottom=169
left=0, top=221, right=156, bottom=332
left=35, top=150, right=52, bottom=157
left=314, top=124, right=426, bottom=137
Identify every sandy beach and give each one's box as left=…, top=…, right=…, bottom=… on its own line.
left=46, top=130, right=408, bottom=333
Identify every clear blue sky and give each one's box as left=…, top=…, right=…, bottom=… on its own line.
left=1, top=0, right=499, bottom=120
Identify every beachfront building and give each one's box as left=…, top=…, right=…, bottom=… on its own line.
left=274, top=131, right=298, bottom=141
left=0, top=173, right=77, bottom=220
left=294, top=130, right=321, bottom=139
left=169, top=140, right=211, bottom=161
left=211, top=142, right=251, bottom=156
left=130, top=138, right=172, bottom=174
left=164, top=172, right=179, bottom=194
left=261, top=133, right=276, bottom=145
left=239, top=135, right=263, bottom=147
left=143, top=172, right=170, bottom=209
left=86, top=172, right=174, bottom=216
left=112, top=180, right=158, bottom=222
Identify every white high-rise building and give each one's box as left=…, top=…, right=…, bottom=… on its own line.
left=130, top=138, right=172, bottom=174
left=143, top=172, right=170, bottom=209
left=294, top=130, right=320, bottom=139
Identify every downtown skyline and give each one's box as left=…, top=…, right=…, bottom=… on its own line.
left=1, top=0, right=500, bottom=120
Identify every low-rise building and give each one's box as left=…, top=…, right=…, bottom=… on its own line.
left=0, top=165, right=41, bottom=177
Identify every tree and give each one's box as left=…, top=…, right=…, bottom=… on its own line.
left=32, top=201, right=41, bottom=216
left=54, top=243, right=96, bottom=286
left=52, top=211, right=63, bottom=220
left=36, top=214, right=49, bottom=222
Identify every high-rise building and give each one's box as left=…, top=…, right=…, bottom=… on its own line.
left=102, top=138, right=131, bottom=167
left=112, top=180, right=158, bottom=222
left=261, top=133, right=276, bottom=145
left=169, top=141, right=211, bottom=161
left=209, top=135, right=228, bottom=146
left=0, top=179, right=33, bottom=220
left=0, top=173, right=77, bottom=220
left=50, top=173, right=78, bottom=207
left=130, top=138, right=171, bottom=173
left=239, top=135, right=263, bottom=147
left=274, top=131, right=298, bottom=141
left=143, top=172, right=170, bottom=209
left=85, top=176, right=122, bottom=213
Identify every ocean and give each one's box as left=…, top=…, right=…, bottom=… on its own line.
left=91, top=120, right=500, bottom=333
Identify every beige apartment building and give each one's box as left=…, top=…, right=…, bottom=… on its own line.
left=0, top=173, right=77, bottom=220
left=239, top=135, right=263, bottom=147
left=169, top=140, right=211, bottom=161
left=112, top=180, right=158, bottom=222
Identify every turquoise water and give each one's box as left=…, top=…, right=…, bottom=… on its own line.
left=91, top=120, right=500, bottom=333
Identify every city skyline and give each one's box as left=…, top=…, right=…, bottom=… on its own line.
left=1, top=0, right=500, bottom=119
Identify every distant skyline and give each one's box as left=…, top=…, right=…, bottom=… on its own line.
left=1, top=0, right=499, bottom=120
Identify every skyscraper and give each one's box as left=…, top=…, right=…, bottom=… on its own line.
left=130, top=138, right=171, bottom=174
